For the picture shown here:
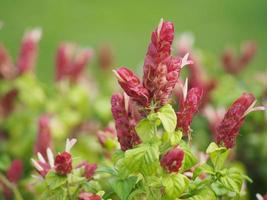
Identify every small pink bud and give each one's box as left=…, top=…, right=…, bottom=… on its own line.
left=78, top=192, right=101, bottom=200
left=97, top=127, right=116, bottom=148
left=221, top=41, right=257, bottom=75
left=160, top=147, right=184, bottom=173
left=0, top=44, right=15, bottom=79
left=0, top=89, right=18, bottom=117
left=77, top=161, right=97, bottom=180
left=98, top=44, right=114, bottom=70
left=34, top=115, right=52, bottom=160
left=55, top=43, right=93, bottom=81
left=7, top=160, right=23, bottom=183
left=114, top=67, right=150, bottom=107
left=17, top=28, right=42, bottom=74
left=176, top=85, right=203, bottom=135
left=55, top=151, right=72, bottom=176
left=216, top=93, right=261, bottom=148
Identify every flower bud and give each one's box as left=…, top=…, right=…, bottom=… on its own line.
left=160, top=147, right=184, bottom=173
left=111, top=93, right=141, bottom=151
left=77, top=161, right=97, bottom=180
left=7, top=160, right=23, bottom=183
left=143, top=20, right=174, bottom=97
left=0, top=44, right=16, bottom=79
left=55, top=43, right=93, bottom=81
left=0, top=89, right=18, bottom=117
left=216, top=93, right=264, bottom=148
left=17, top=28, right=42, bottom=74
left=55, top=151, right=72, bottom=176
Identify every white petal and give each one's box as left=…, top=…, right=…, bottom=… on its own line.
left=47, top=148, right=54, bottom=168
left=182, top=78, right=188, bottom=101
left=31, top=159, right=43, bottom=171
left=65, top=138, right=77, bottom=152
left=181, top=53, right=193, bottom=68
left=37, top=152, right=46, bottom=163
left=256, top=193, right=264, bottom=200
left=157, top=18, right=164, bottom=37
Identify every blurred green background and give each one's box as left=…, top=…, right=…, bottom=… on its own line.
left=0, top=0, right=266, bottom=83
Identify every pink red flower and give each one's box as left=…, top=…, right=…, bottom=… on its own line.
left=216, top=93, right=265, bottom=148
left=111, top=93, right=141, bottom=151
left=114, top=67, right=150, bottom=107
left=160, top=147, right=184, bottom=173
left=34, top=115, right=52, bottom=160
left=32, top=138, right=76, bottom=177
left=17, top=28, right=42, bottom=74
left=176, top=79, right=203, bottom=135
left=222, top=41, right=257, bottom=75
left=78, top=192, right=101, bottom=200
left=55, top=43, right=93, bottom=81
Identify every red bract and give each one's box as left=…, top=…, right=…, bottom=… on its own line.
left=7, top=160, right=23, bottom=183
left=55, top=43, right=93, bottom=81
left=0, top=89, right=18, bottom=117
left=176, top=84, right=203, bottom=135
left=160, top=147, right=184, bottom=173
left=17, top=28, right=42, bottom=74
left=111, top=93, right=141, bottom=151
left=114, top=67, right=150, bottom=107
left=55, top=151, right=72, bottom=176
left=222, top=41, right=257, bottom=75
left=216, top=93, right=256, bottom=148
left=34, top=115, right=52, bottom=160
left=143, top=20, right=174, bottom=93
left=78, top=192, right=101, bottom=200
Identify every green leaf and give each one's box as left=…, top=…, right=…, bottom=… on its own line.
left=162, top=173, right=189, bottom=198
left=206, top=142, right=229, bottom=169
left=193, top=164, right=214, bottom=180
left=186, top=187, right=216, bottom=200
left=110, top=176, right=138, bottom=200
left=45, top=171, right=67, bottom=190
left=219, top=168, right=243, bottom=194
left=157, top=104, right=177, bottom=133
left=135, top=118, right=155, bottom=142
left=124, top=143, right=159, bottom=175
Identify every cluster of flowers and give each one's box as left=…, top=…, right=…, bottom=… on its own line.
left=111, top=19, right=265, bottom=176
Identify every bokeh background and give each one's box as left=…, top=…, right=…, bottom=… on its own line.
left=1, top=0, right=267, bottom=82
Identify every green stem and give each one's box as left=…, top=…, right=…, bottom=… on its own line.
left=0, top=173, right=24, bottom=200
left=66, top=179, right=72, bottom=200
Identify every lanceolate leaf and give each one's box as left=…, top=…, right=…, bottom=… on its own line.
left=185, top=187, right=216, bottom=200
left=206, top=142, right=229, bottom=170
